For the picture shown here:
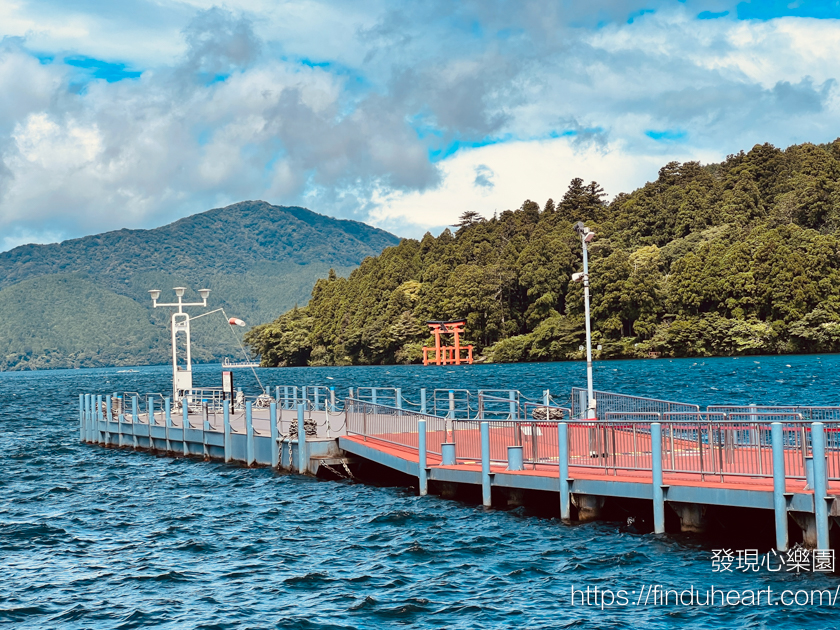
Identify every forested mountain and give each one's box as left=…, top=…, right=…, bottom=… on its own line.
left=0, top=201, right=399, bottom=370
left=246, top=140, right=840, bottom=366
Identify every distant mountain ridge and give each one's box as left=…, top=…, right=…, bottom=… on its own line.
left=0, top=201, right=398, bottom=288
left=0, top=201, right=401, bottom=370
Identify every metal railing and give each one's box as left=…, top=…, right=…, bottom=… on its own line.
left=433, top=389, right=471, bottom=419
left=345, top=399, right=446, bottom=455
left=572, top=387, right=700, bottom=421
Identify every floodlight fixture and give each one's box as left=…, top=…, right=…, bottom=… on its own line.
left=571, top=272, right=585, bottom=283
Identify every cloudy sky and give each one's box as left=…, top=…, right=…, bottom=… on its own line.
left=1, top=1, right=839, bottom=249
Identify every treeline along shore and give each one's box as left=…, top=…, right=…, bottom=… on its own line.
left=246, top=139, right=840, bottom=366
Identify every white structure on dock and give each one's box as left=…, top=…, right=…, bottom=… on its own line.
left=148, top=287, right=210, bottom=402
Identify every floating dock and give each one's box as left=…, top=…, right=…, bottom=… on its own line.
left=79, top=386, right=840, bottom=553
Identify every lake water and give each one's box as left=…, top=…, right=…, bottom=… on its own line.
left=2, top=355, right=839, bottom=628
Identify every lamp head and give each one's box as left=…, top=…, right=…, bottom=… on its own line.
left=148, top=289, right=161, bottom=301
left=198, top=288, right=211, bottom=300
left=574, top=221, right=587, bottom=235
left=571, top=272, right=585, bottom=283
left=173, top=287, right=186, bottom=298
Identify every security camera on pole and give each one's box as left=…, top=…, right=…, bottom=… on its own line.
left=572, top=221, right=596, bottom=420
left=148, top=287, right=211, bottom=404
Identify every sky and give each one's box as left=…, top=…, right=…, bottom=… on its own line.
left=1, top=1, right=839, bottom=249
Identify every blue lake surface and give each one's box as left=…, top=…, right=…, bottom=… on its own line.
left=2, top=355, right=840, bottom=628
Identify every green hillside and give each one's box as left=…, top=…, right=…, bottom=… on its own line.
left=0, top=201, right=400, bottom=370
left=245, top=139, right=840, bottom=365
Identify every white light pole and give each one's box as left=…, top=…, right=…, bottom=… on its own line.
left=572, top=222, right=596, bottom=419
left=149, top=287, right=210, bottom=402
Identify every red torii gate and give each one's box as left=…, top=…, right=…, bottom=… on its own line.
left=423, top=320, right=474, bottom=366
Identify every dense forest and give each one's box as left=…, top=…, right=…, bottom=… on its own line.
left=246, top=140, right=840, bottom=366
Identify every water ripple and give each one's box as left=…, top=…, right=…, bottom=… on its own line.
left=2, top=359, right=840, bottom=627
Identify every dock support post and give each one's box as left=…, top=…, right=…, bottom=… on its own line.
left=132, top=396, right=139, bottom=449
left=396, top=388, right=402, bottom=411
left=330, top=387, right=336, bottom=412
left=246, top=401, right=254, bottom=466
left=508, top=390, right=516, bottom=420
left=223, top=404, right=231, bottom=462
left=202, top=402, right=209, bottom=458
left=543, top=389, right=550, bottom=407
left=372, top=388, right=377, bottom=406
left=182, top=402, right=189, bottom=456
left=79, top=394, right=85, bottom=442
left=165, top=398, right=171, bottom=451
left=578, top=390, right=587, bottom=420
left=651, top=422, right=665, bottom=534
left=812, top=422, right=830, bottom=550
left=118, top=412, right=124, bottom=446
left=315, top=388, right=320, bottom=411
left=85, top=394, right=91, bottom=442
left=481, top=421, right=491, bottom=507
left=418, top=419, right=428, bottom=496
left=105, top=395, right=112, bottom=445
left=420, top=389, right=427, bottom=415
left=297, top=403, right=306, bottom=474
left=270, top=402, right=279, bottom=468
left=275, top=386, right=280, bottom=406
left=96, top=394, right=102, bottom=444
left=559, top=422, right=571, bottom=521
left=771, top=422, right=789, bottom=551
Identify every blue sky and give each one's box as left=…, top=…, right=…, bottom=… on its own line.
left=0, top=1, right=839, bottom=248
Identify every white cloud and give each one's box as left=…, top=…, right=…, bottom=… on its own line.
left=0, top=3, right=838, bottom=249
left=369, top=137, right=720, bottom=236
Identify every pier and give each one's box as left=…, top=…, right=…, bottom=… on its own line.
left=79, top=385, right=840, bottom=553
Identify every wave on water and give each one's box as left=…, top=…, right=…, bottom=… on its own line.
left=2, top=358, right=840, bottom=628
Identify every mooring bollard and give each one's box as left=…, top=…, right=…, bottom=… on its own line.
left=507, top=446, right=524, bottom=471
left=651, top=422, right=665, bottom=534
left=441, top=442, right=456, bottom=466
left=270, top=402, right=279, bottom=468
left=481, top=421, right=491, bottom=507
left=559, top=422, right=571, bottom=521
left=420, top=389, right=427, bottom=415
left=182, top=401, right=189, bottom=456
left=770, top=423, right=788, bottom=551
left=297, top=403, right=306, bottom=474
left=418, top=419, right=428, bottom=496
left=812, top=422, right=830, bottom=550
left=79, top=394, right=85, bottom=442
left=223, top=403, right=231, bottom=462
left=246, top=401, right=254, bottom=466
